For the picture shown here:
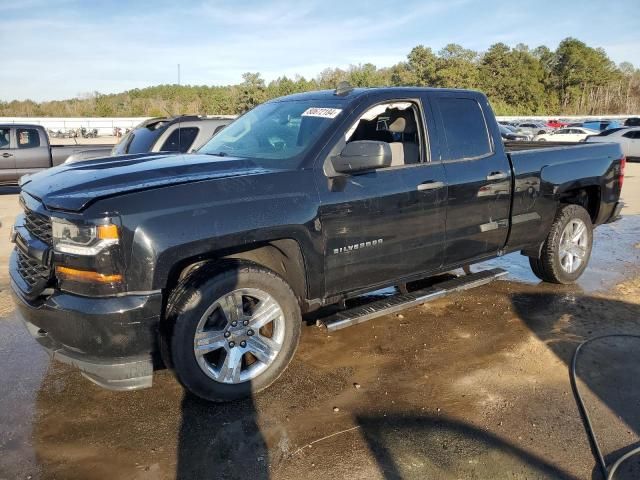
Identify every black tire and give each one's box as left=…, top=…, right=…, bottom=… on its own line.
left=529, top=204, right=593, bottom=284
left=166, top=261, right=301, bottom=402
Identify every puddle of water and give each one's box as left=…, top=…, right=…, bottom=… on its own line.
left=354, top=215, right=639, bottom=306
left=480, top=215, right=640, bottom=293
left=0, top=312, right=49, bottom=479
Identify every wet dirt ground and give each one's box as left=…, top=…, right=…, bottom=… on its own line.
left=1, top=165, right=639, bottom=480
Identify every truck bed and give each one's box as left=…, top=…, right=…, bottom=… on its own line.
left=504, top=141, right=589, bottom=152
left=50, top=144, right=113, bottom=166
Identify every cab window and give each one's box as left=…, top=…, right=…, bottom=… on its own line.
left=437, top=97, right=492, bottom=161
left=344, top=101, right=423, bottom=167
left=16, top=128, right=40, bottom=149
left=0, top=128, right=10, bottom=148
left=161, top=127, right=199, bottom=153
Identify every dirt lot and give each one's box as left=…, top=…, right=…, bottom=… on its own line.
left=0, top=164, right=639, bottom=480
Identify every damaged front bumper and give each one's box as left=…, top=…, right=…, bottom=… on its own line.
left=11, top=271, right=162, bottom=391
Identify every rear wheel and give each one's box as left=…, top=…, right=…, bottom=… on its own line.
left=529, top=204, right=593, bottom=284
left=166, top=262, right=301, bottom=402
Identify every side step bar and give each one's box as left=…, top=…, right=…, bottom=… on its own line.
left=322, top=268, right=507, bottom=332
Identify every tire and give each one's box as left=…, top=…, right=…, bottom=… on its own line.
left=537, top=138, right=546, bottom=142
left=529, top=204, right=593, bottom=284
left=166, top=261, right=301, bottom=402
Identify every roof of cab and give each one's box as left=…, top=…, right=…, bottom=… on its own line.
left=0, top=123, right=47, bottom=129
left=270, top=86, right=481, bottom=103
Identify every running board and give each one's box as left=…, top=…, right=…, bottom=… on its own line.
left=322, top=268, right=507, bottom=332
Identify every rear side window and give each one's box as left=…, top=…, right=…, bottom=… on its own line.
left=437, top=97, right=492, bottom=161
left=16, top=128, right=40, bottom=149
left=161, top=127, right=199, bottom=153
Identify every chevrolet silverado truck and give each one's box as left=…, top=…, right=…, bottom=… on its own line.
left=10, top=86, right=625, bottom=402
left=0, top=124, right=112, bottom=185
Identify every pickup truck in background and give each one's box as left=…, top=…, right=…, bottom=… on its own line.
left=11, top=86, right=625, bottom=402
left=65, top=115, right=233, bottom=163
left=0, top=124, right=111, bottom=185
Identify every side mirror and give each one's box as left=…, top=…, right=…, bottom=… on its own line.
left=331, top=140, right=392, bottom=174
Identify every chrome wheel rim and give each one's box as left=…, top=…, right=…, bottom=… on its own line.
left=193, top=288, right=285, bottom=384
left=558, top=219, right=589, bottom=274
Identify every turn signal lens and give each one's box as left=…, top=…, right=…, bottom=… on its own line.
left=97, top=224, right=119, bottom=240
left=56, top=266, right=122, bottom=284
left=620, top=157, right=626, bottom=188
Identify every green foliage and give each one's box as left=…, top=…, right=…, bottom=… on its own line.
left=2, top=38, right=638, bottom=117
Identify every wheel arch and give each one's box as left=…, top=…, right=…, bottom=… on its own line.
left=557, top=185, right=601, bottom=223
left=164, top=238, right=309, bottom=310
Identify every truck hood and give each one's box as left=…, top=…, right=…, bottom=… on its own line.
left=20, top=153, right=275, bottom=212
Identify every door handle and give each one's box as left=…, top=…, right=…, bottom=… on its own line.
left=486, top=171, right=508, bottom=181
left=1, top=153, right=12, bottom=158
left=417, top=181, right=444, bottom=191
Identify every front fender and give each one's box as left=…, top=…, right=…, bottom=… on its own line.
left=103, top=170, right=324, bottom=296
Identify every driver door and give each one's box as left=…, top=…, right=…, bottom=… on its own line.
left=0, top=128, right=16, bottom=185
left=316, top=99, right=446, bottom=297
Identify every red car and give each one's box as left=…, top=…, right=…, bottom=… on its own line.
left=546, top=119, right=570, bottom=129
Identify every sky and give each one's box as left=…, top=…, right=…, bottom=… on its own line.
left=1, top=0, right=639, bottom=102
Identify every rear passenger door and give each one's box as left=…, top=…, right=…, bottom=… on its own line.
left=13, top=127, right=50, bottom=177
left=432, top=93, right=512, bottom=265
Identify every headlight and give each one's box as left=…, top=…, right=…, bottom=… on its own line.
left=51, top=218, right=124, bottom=296
left=52, top=218, right=119, bottom=255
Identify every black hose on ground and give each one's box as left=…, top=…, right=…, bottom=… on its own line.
left=570, top=334, right=640, bottom=480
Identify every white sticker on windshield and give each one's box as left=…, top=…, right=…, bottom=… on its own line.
left=301, top=107, right=342, bottom=119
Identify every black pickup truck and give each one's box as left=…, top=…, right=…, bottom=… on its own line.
left=10, top=87, right=625, bottom=402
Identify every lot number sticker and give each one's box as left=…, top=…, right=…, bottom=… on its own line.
left=302, top=107, right=342, bottom=118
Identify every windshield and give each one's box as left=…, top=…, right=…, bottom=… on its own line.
left=111, top=119, right=169, bottom=155
left=198, top=99, right=344, bottom=163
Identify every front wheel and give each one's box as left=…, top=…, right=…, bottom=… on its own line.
left=529, top=204, right=593, bottom=284
left=166, top=262, right=301, bottom=402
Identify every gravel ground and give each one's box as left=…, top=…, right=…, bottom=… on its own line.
left=0, top=164, right=638, bottom=480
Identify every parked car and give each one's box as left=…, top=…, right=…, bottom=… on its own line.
left=582, top=120, right=622, bottom=131
left=585, top=127, right=640, bottom=161
left=11, top=86, right=624, bottom=402
left=546, top=119, right=569, bottom=129
left=0, top=124, right=112, bottom=185
left=624, top=117, right=640, bottom=127
left=515, top=121, right=550, bottom=136
left=534, top=127, right=599, bottom=142
left=499, top=124, right=530, bottom=141
left=65, top=115, right=234, bottom=163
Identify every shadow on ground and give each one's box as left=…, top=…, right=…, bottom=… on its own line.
left=512, top=292, right=640, bottom=479
left=355, top=414, right=576, bottom=479
left=177, top=394, right=269, bottom=480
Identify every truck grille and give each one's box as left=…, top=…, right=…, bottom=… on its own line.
left=24, top=209, right=53, bottom=245
left=16, top=250, right=51, bottom=289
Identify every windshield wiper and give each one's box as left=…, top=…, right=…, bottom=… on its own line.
left=203, top=151, right=228, bottom=157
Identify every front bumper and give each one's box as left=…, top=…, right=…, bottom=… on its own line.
left=11, top=273, right=162, bottom=391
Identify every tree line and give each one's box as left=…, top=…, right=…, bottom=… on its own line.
left=2, top=38, right=639, bottom=118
